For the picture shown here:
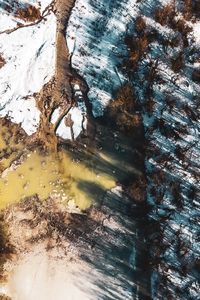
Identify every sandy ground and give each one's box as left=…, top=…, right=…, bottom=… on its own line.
left=6, top=249, right=93, bottom=300
left=0, top=184, right=150, bottom=300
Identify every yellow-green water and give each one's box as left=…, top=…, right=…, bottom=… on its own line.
left=0, top=125, right=116, bottom=211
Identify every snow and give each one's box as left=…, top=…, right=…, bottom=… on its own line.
left=0, top=11, right=56, bottom=135
left=56, top=105, right=87, bottom=140
left=193, top=21, right=200, bottom=44
left=0, top=13, right=18, bottom=32
left=52, top=83, right=87, bottom=140
left=66, top=0, right=138, bottom=117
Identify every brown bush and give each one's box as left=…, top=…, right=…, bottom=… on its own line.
left=171, top=52, right=184, bottom=73
left=170, top=18, right=192, bottom=36
left=135, top=16, right=146, bottom=34
left=108, top=84, right=136, bottom=117
left=192, top=69, right=200, bottom=83
left=107, top=84, right=143, bottom=133
left=144, top=97, right=156, bottom=114
left=16, top=5, right=41, bottom=22
left=155, top=4, right=175, bottom=26
left=128, top=35, right=149, bottom=68
left=115, top=113, right=142, bottom=132
left=127, top=175, right=147, bottom=202
left=161, top=36, right=180, bottom=49
left=192, top=1, right=200, bottom=19
left=125, top=33, right=149, bottom=63
left=0, top=55, right=5, bottom=69
left=183, top=0, right=193, bottom=20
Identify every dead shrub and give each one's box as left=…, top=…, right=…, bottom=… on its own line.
left=192, top=1, right=200, bottom=19
left=0, top=55, right=5, bottom=69
left=192, top=69, right=200, bottom=83
left=107, top=84, right=142, bottom=133
left=155, top=4, right=175, bottom=26
left=125, top=35, right=149, bottom=69
left=155, top=5, right=192, bottom=48
left=183, top=0, right=193, bottom=20
left=16, top=5, right=41, bottom=22
left=0, top=215, right=15, bottom=282
left=127, top=175, right=147, bottom=202
left=135, top=16, right=146, bottom=34
left=151, top=170, right=166, bottom=186
left=161, top=35, right=180, bottom=50
left=182, top=0, right=200, bottom=20
left=188, top=186, right=197, bottom=200
left=130, top=36, right=149, bottom=66
left=165, top=96, right=176, bottom=113
left=144, top=97, right=156, bottom=114
left=108, top=84, right=136, bottom=117
left=115, top=112, right=142, bottom=133
left=171, top=52, right=184, bottom=73
left=171, top=18, right=192, bottom=35
left=171, top=182, right=183, bottom=209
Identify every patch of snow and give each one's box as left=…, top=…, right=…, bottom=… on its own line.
left=54, top=84, right=87, bottom=140
left=0, top=13, right=18, bottom=32
left=0, top=12, right=56, bottom=135
left=56, top=118, right=71, bottom=140
left=193, top=21, right=200, bottom=44
left=56, top=105, right=87, bottom=140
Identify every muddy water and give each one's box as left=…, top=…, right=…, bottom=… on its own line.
left=0, top=124, right=116, bottom=211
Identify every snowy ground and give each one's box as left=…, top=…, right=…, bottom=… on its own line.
left=128, top=1, right=200, bottom=299
left=66, top=0, right=138, bottom=117
left=0, top=0, right=56, bottom=135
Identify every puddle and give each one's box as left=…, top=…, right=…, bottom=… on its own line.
left=0, top=123, right=116, bottom=211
